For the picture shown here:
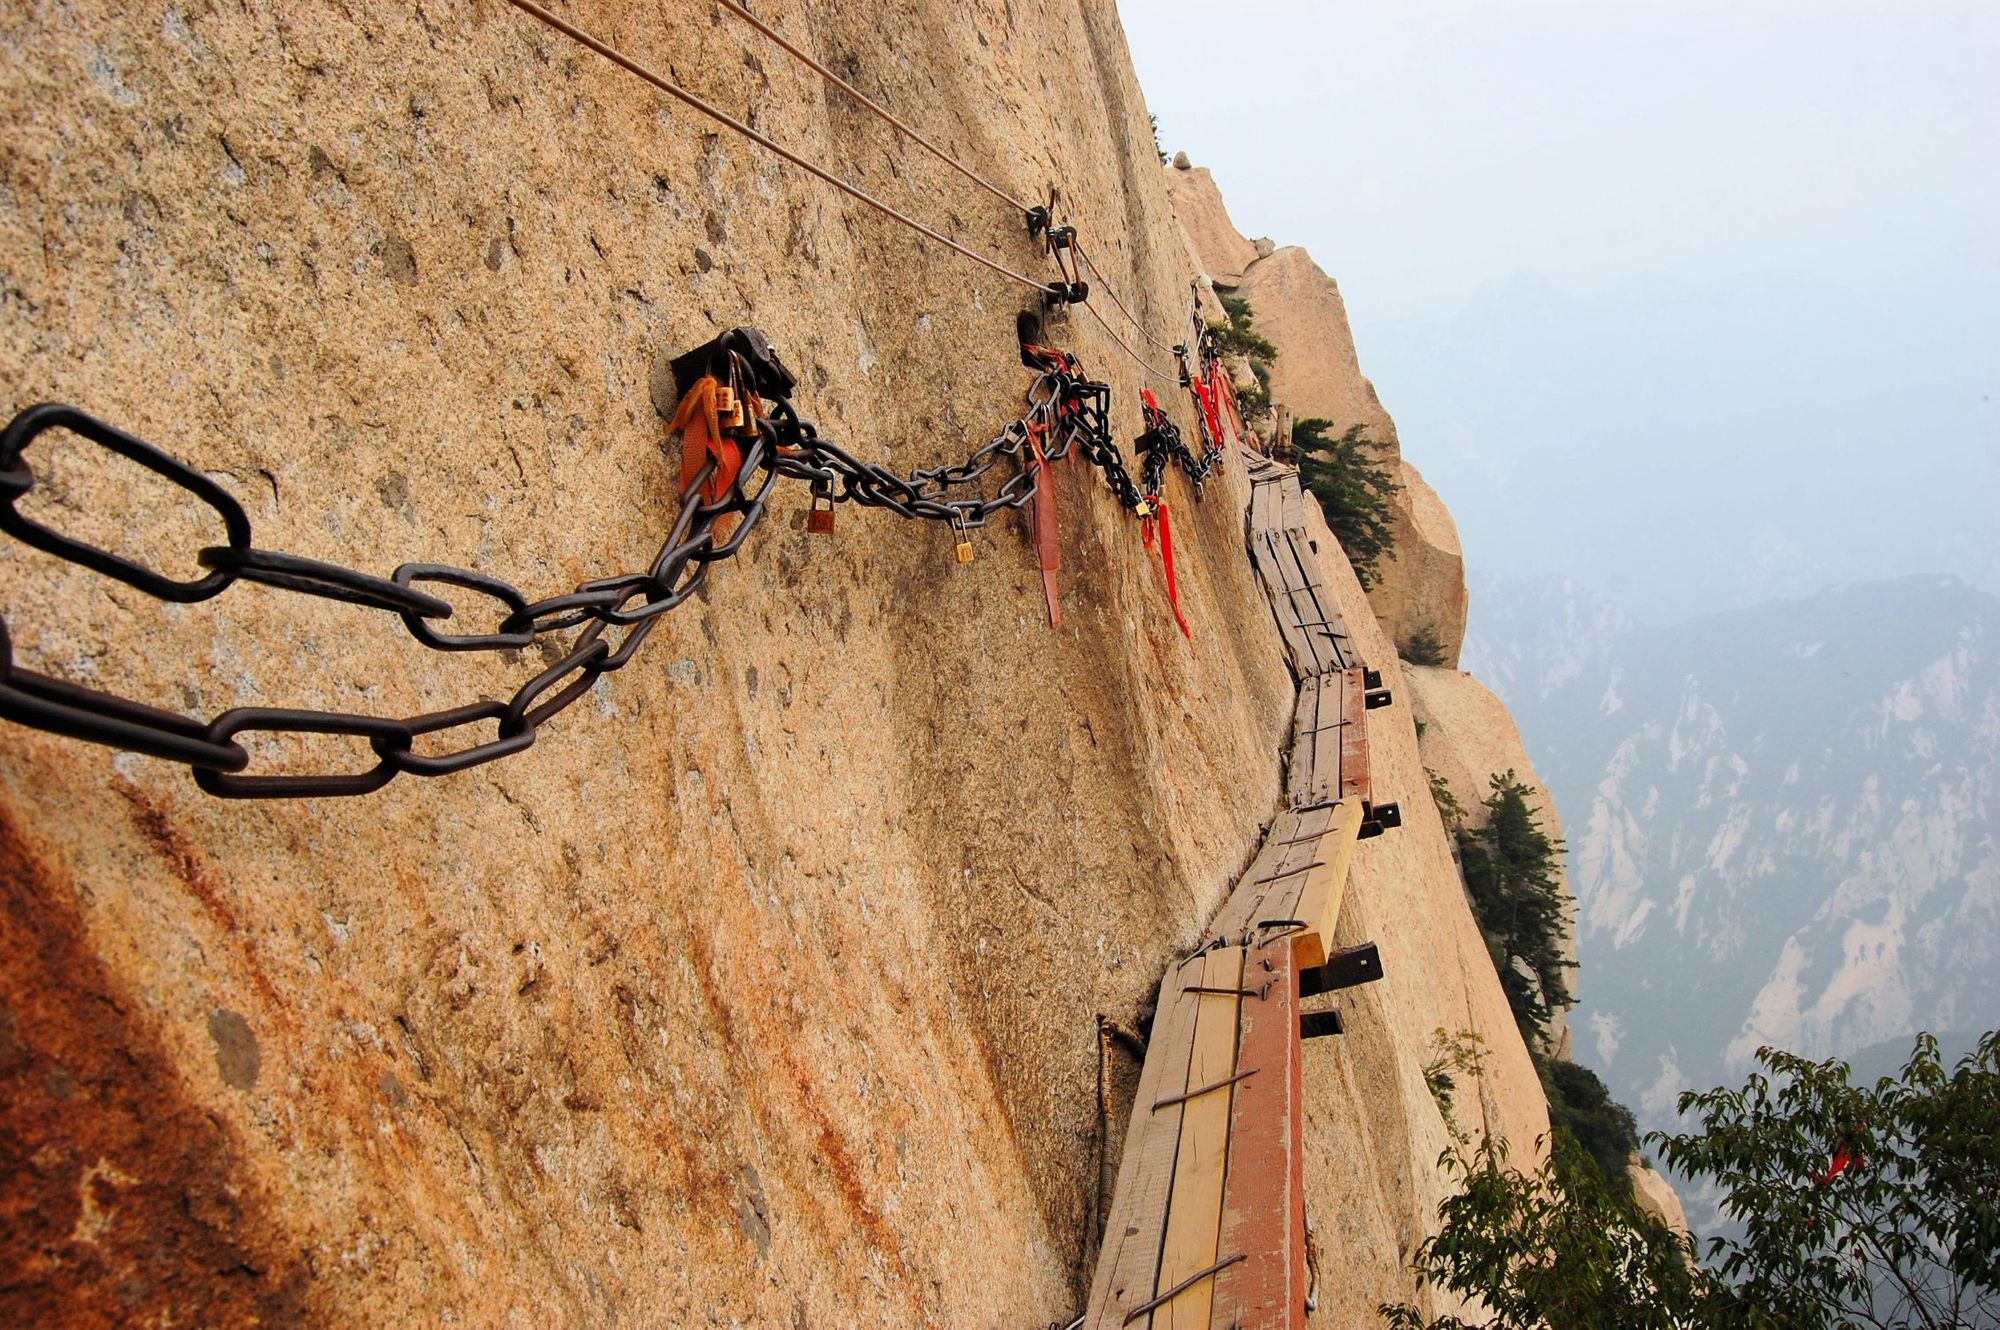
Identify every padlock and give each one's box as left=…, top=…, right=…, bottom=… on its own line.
left=714, top=383, right=744, bottom=432
left=805, top=477, right=836, bottom=534
left=952, top=513, right=975, bottom=564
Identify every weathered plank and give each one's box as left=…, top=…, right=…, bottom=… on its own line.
left=1206, top=804, right=1334, bottom=942
left=1154, top=946, right=1247, bottom=1329
left=1246, top=471, right=1352, bottom=679
left=1084, top=458, right=1387, bottom=1329
left=1086, top=951, right=1206, bottom=1328
left=1285, top=800, right=1363, bottom=971
left=1248, top=476, right=1315, bottom=680
left=1209, top=938, right=1304, bottom=1330
left=1338, top=667, right=1370, bottom=804
left=1273, top=532, right=1345, bottom=676
left=1285, top=674, right=1325, bottom=806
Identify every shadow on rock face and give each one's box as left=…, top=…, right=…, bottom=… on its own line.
left=0, top=807, right=312, bottom=1328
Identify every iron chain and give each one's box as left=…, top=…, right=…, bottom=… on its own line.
left=0, top=332, right=1148, bottom=797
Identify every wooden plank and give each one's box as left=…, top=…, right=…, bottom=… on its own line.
left=1153, top=946, right=1247, bottom=1329
left=1085, top=962, right=1206, bottom=1328
left=1287, top=671, right=1345, bottom=808
left=1339, top=667, right=1371, bottom=804
left=1285, top=676, right=1327, bottom=806
left=1286, top=800, right=1364, bottom=970
left=1248, top=472, right=1338, bottom=682
left=1083, top=457, right=1382, bottom=1327
left=1209, top=938, right=1304, bottom=1330
left=1206, top=803, right=1334, bottom=942
left=1276, top=534, right=1344, bottom=675
left=1208, top=810, right=1307, bottom=941
left=1262, top=474, right=1350, bottom=677
left=1248, top=479, right=1315, bottom=682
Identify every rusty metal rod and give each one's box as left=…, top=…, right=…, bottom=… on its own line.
left=1120, top=1253, right=1250, bottom=1323
left=1152, top=1067, right=1259, bottom=1112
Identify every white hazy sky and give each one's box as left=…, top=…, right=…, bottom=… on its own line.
left=1120, top=0, right=1998, bottom=620
left=1121, top=0, right=1996, bottom=321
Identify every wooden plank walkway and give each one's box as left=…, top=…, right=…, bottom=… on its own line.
left=1083, top=462, right=1385, bottom=1328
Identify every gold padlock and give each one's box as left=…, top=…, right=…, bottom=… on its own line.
left=952, top=513, right=975, bottom=564
left=714, top=383, right=745, bottom=432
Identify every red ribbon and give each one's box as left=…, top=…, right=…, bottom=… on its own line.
left=1143, top=496, right=1192, bottom=640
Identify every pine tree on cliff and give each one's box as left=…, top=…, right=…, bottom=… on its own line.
left=1294, top=418, right=1400, bottom=590
left=1457, top=771, right=1575, bottom=1046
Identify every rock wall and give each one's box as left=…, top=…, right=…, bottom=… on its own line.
left=1628, top=1155, right=1692, bottom=1241
left=1161, top=161, right=1262, bottom=289
left=1379, top=462, right=1469, bottom=667
left=3, top=6, right=1547, bottom=1326
left=1170, top=176, right=1468, bottom=667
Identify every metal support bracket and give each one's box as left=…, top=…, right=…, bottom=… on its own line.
left=1298, top=941, right=1383, bottom=998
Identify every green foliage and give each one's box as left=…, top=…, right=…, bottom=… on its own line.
left=1380, top=1032, right=2000, bottom=1330
left=1380, top=1132, right=1707, bottom=1330
left=1423, top=1028, right=1488, bottom=1136
left=1541, top=1055, right=1640, bottom=1193
left=1237, top=358, right=1272, bottom=417
left=1211, top=294, right=1279, bottom=362
left=1402, top=624, right=1447, bottom=666
left=1294, top=418, right=1401, bottom=590
left=1456, top=771, right=1574, bottom=1046
left=1426, top=768, right=1465, bottom=832
left=1655, top=1031, right=2000, bottom=1328
left=1150, top=113, right=1166, bottom=165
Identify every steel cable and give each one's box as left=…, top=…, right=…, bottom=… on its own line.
left=1075, top=241, right=1187, bottom=359
left=500, top=0, right=1055, bottom=296
left=1077, top=297, right=1178, bottom=383
left=712, top=0, right=1039, bottom=217
left=706, top=0, right=1191, bottom=381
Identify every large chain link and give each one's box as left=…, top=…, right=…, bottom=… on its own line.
left=0, top=332, right=1141, bottom=797
left=0, top=399, right=783, bottom=796
left=1135, top=394, right=1220, bottom=498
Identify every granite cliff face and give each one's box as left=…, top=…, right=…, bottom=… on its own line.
left=1166, top=164, right=1468, bottom=668
left=3, top=7, right=1548, bottom=1325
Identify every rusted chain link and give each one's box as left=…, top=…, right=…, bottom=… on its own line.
left=1135, top=391, right=1220, bottom=498
left=0, top=330, right=1133, bottom=797
left=0, top=393, right=773, bottom=796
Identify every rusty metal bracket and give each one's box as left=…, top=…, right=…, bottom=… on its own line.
left=1181, top=979, right=1275, bottom=1001
left=1299, top=942, right=1383, bottom=998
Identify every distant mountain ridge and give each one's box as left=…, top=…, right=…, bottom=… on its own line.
left=1466, top=573, right=1999, bottom=1214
